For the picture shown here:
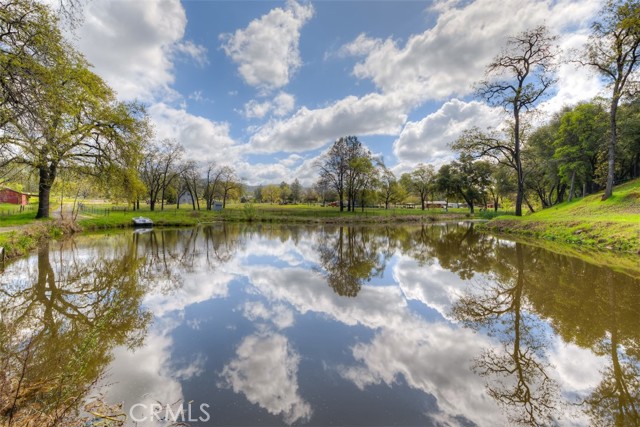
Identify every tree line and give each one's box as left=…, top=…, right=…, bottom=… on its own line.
left=453, top=0, right=640, bottom=215
left=312, top=1, right=640, bottom=216
left=310, top=135, right=511, bottom=214
left=2, top=0, right=640, bottom=218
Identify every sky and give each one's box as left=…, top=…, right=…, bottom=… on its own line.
left=68, top=0, right=607, bottom=186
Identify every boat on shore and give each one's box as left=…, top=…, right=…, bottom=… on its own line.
left=132, top=216, right=153, bottom=228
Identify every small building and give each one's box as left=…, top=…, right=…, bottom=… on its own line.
left=425, top=201, right=448, bottom=209
left=0, top=188, right=31, bottom=206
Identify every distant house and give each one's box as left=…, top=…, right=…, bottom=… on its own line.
left=0, top=188, right=31, bottom=206
left=425, top=201, right=448, bottom=209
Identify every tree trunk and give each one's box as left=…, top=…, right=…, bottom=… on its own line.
left=513, top=104, right=523, bottom=216
left=603, top=99, right=618, bottom=200
left=568, top=169, right=576, bottom=202
left=36, top=164, right=57, bottom=219
left=524, top=193, right=535, bottom=213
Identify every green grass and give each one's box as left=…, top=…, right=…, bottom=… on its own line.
left=77, top=203, right=480, bottom=229
left=0, top=202, right=42, bottom=226
left=0, top=220, right=78, bottom=261
left=484, top=179, right=640, bottom=252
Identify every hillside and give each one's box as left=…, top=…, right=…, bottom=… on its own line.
left=484, top=178, right=640, bottom=253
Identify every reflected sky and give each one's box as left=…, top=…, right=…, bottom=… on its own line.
left=2, top=223, right=639, bottom=427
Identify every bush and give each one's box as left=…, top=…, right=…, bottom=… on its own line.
left=243, top=203, right=257, bottom=221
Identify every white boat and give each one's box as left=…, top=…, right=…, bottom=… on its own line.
left=132, top=216, right=153, bottom=227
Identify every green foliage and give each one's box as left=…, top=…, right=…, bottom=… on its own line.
left=485, top=178, right=640, bottom=252
left=0, top=0, right=149, bottom=219
left=243, top=203, right=257, bottom=221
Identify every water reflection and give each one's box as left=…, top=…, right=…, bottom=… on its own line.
left=452, top=243, right=561, bottom=426
left=450, top=238, right=640, bottom=427
left=0, top=240, right=150, bottom=427
left=316, top=226, right=391, bottom=297
left=1, top=223, right=639, bottom=427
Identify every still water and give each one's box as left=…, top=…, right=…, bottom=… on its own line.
left=1, top=223, right=639, bottom=427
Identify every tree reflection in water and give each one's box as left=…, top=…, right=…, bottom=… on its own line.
left=316, top=226, right=393, bottom=297
left=0, top=240, right=151, bottom=427
left=448, top=236, right=640, bottom=427
left=451, top=242, right=561, bottom=426
left=0, top=223, right=637, bottom=426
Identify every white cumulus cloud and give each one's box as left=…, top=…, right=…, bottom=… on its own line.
left=249, top=93, right=407, bottom=153
left=244, top=92, right=296, bottom=119
left=73, top=0, right=206, bottom=102
left=341, top=0, right=600, bottom=103
left=393, top=99, right=503, bottom=167
left=221, top=0, right=314, bottom=91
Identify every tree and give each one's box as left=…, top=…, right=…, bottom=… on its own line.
left=262, top=184, right=280, bottom=204
left=378, top=167, right=405, bottom=209
left=449, top=155, right=493, bottom=214
left=403, top=164, right=436, bottom=210
left=181, top=160, right=201, bottom=210
left=279, top=181, right=291, bottom=204
left=157, top=139, right=184, bottom=210
left=581, top=0, right=640, bottom=199
left=202, top=162, right=223, bottom=210
left=0, top=0, right=55, bottom=130
left=290, top=178, right=302, bottom=203
left=254, top=185, right=263, bottom=203
left=436, top=164, right=457, bottom=210
left=554, top=103, right=608, bottom=200
left=489, top=164, right=517, bottom=211
left=458, top=26, right=557, bottom=216
left=1, top=1, right=148, bottom=218
left=139, top=140, right=184, bottom=211
left=617, top=100, right=640, bottom=179
left=313, top=176, right=332, bottom=206
left=317, top=136, right=372, bottom=212
left=218, top=166, right=239, bottom=208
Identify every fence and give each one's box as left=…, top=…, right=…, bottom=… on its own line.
left=0, top=204, right=36, bottom=217
left=78, top=203, right=113, bottom=216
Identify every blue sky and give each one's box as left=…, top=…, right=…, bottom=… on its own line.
left=70, top=0, right=605, bottom=186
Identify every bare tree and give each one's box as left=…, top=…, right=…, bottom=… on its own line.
left=202, top=162, right=223, bottom=210
left=139, top=140, right=184, bottom=211
left=217, top=166, right=238, bottom=208
left=458, top=26, right=557, bottom=216
left=181, top=160, right=201, bottom=210
left=581, top=0, right=640, bottom=199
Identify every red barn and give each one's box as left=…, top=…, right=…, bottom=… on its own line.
left=0, top=188, right=30, bottom=206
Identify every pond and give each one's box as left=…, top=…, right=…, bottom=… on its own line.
left=1, top=223, right=639, bottom=427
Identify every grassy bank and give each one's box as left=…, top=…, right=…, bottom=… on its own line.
left=0, top=220, right=80, bottom=262
left=484, top=179, right=640, bottom=253
left=77, top=204, right=482, bottom=230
